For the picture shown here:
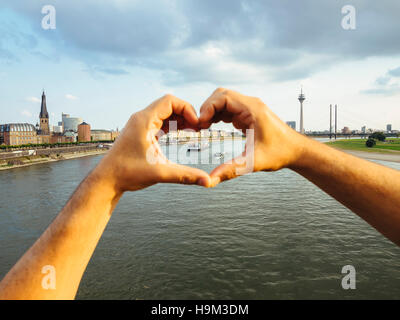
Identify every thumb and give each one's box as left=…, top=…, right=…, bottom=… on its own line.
left=158, top=163, right=212, bottom=187
left=210, top=153, right=253, bottom=187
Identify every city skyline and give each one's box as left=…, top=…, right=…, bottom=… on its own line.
left=1, top=1, right=400, bottom=132
left=3, top=89, right=400, bottom=134
left=4, top=88, right=395, bottom=135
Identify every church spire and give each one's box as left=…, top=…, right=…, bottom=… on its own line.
left=40, top=90, right=49, bottom=119
left=38, top=90, right=50, bottom=136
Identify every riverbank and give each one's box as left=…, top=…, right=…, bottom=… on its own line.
left=326, top=138, right=400, bottom=153
left=0, top=149, right=108, bottom=171
left=324, top=138, right=400, bottom=163
left=339, top=149, right=400, bottom=163
left=2, top=137, right=399, bottom=171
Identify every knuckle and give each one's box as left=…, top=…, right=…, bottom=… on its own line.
left=128, top=112, right=142, bottom=126
left=132, top=111, right=145, bottom=123
left=129, top=112, right=137, bottom=121
left=163, top=93, right=174, bottom=101
left=215, top=87, right=227, bottom=94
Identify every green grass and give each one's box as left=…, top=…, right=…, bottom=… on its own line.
left=326, top=138, right=400, bottom=153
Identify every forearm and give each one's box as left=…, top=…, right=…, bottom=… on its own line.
left=291, top=137, right=400, bottom=246
left=0, top=160, right=122, bottom=300
left=0, top=95, right=211, bottom=300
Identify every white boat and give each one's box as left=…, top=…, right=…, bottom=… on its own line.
left=187, top=142, right=209, bottom=152
left=214, top=152, right=225, bottom=159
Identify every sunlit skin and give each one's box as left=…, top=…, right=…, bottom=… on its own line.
left=1, top=89, right=400, bottom=300
left=0, top=95, right=211, bottom=300
left=199, top=88, right=400, bottom=246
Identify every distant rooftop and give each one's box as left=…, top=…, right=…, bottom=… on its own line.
left=0, top=123, right=36, bottom=132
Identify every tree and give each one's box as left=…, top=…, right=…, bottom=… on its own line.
left=369, top=132, right=386, bottom=142
left=366, top=138, right=376, bottom=148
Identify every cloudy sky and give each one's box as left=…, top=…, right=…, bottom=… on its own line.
left=0, top=0, right=399, bottom=131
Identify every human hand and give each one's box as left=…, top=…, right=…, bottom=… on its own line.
left=97, top=94, right=212, bottom=192
left=198, top=88, right=306, bottom=186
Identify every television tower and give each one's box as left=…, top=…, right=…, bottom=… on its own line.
left=298, top=87, right=306, bottom=134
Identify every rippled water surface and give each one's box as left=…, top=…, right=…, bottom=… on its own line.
left=0, top=141, right=399, bottom=299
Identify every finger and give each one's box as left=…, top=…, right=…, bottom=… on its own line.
left=160, top=114, right=184, bottom=133
left=213, top=110, right=233, bottom=123
left=157, top=163, right=212, bottom=187
left=209, top=154, right=250, bottom=187
left=153, top=94, right=199, bottom=127
left=198, top=89, right=228, bottom=125
left=199, top=88, right=243, bottom=126
left=220, top=111, right=233, bottom=123
left=160, top=114, right=199, bottom=135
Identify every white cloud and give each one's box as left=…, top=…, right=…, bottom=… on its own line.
left=65, top=94, right=78, bottom=100
left=20, top=109, right=32, bottom=117
left=25, top=96, right=40, bottom=103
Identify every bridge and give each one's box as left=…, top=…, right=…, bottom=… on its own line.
left=305, top=133, right=370, bottom=139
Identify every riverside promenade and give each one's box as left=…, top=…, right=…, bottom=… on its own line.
left=0, top=144, right=109, bottom=171
left=340, top=150, right=400, bottom=163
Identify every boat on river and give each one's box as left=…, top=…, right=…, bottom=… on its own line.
left=214, top=152, right=225, bottom=159
left=187, top=142, right=209, bottom=152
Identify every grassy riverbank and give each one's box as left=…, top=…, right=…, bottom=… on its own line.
left=326, top=138, right=400, bottom=154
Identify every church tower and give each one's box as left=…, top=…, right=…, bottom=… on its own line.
left=39, top=91, right=50, bottom=135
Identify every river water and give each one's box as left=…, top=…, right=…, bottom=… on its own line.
left=0, top=140, right=399, bottom=299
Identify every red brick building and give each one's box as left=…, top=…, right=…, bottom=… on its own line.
left=78, top=122, right=91, bottom=142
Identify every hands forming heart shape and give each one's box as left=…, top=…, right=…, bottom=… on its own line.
left=3, top=91, right=400, bottom=302
left=100, top=88, right=306, bottom=192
